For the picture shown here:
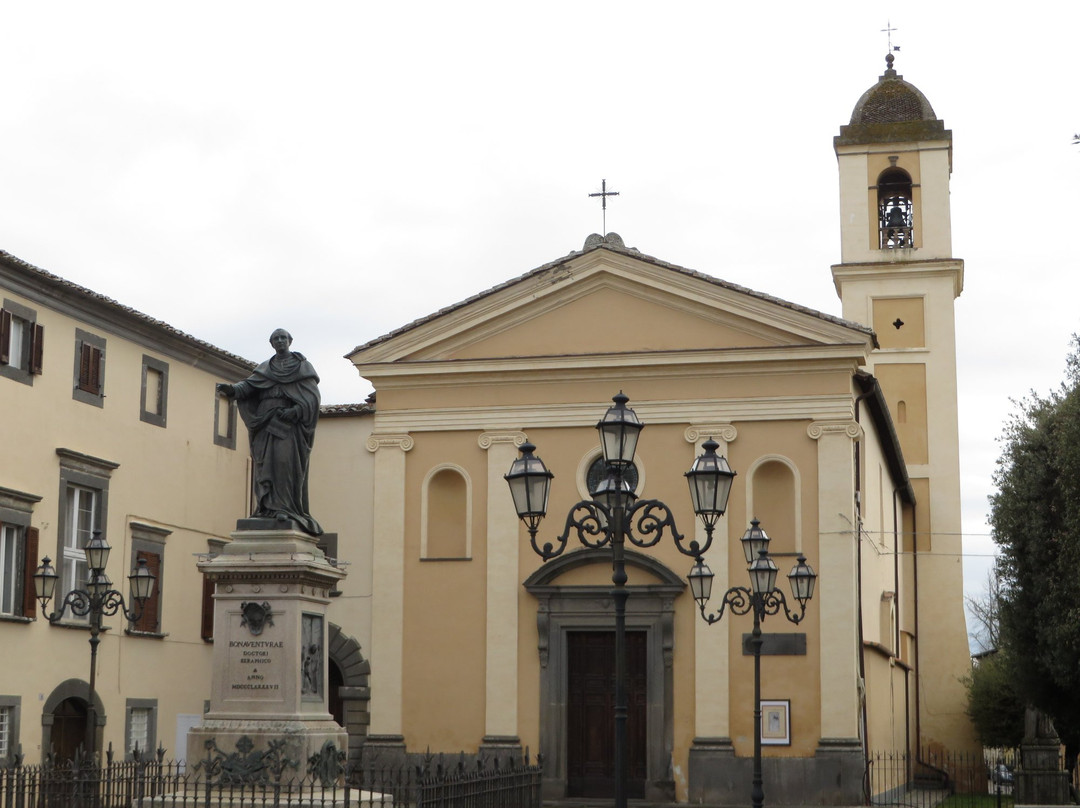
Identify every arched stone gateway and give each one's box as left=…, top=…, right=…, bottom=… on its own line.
left=41, top=679, right=106, bottom=763
left=524, top=548, right=685, bottom=803
left=327, top=623, right=370, bottom=762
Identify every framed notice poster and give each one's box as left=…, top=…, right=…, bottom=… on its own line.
left=761, top=700, right=790, bottom=745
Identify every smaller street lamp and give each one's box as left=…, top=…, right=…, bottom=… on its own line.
left=688, top=519, right=817, bottom=808
left=33, top=530, right=155, bottom=766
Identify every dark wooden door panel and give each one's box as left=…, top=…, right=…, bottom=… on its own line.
left=567, top=631, right=646, bottom=798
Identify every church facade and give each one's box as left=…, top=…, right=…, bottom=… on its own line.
left=336, top=55, right=975, bottom=803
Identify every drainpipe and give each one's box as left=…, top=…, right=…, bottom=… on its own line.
left=853, top=389, right=874, bottom=770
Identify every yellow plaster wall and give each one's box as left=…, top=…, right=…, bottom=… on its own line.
left=400, top=431, right=488, bottom=750
left=0, top=284, right=252, bottom=764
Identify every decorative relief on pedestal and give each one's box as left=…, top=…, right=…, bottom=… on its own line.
left=478, top=431, right=527, bottom=450
left=365, top=433, right=414, bottom=453
left=807, top=421, right=861, bottom=441
left=307, top=740, right=346, bottom=787
left=300, top=613, right=324, bottom=697
left=240, top=602, right=274, bottom=636
left=685, top=424, right=737, bottom=444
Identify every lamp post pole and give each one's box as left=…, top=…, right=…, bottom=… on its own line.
left=688, top=523, right=818, bottom=808
left=506, top=392, right=736, bottom=808
left=33, top=531, right=155, bottom=766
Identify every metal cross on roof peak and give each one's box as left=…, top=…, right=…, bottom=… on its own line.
left=588, top=179, right=619, bottom=234
left=881, top=20, right=900, bottom=54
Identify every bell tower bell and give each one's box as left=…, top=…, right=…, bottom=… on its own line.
left=830, top=54, right=975, bottom=754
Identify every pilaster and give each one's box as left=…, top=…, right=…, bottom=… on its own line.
left=807, top=420, right=861, bottom=744
left=685, top=423, right=737, bottom=800
left=478, top=430, right=527, bottom=749
left=364, top=433, right=413, bottom=740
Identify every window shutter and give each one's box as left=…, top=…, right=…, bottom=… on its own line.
left=200, top=574, right=215, bottom=641
left=79, top=343, right=94, bottom=392
left=0, top=309, right=10, bottom=365
left=133, top=550, right=161, bottom=633
left=29, top=323, right=44, bottom=375
left=79, top=343, right=103, bottom=395
left=23, top=527, right=39, bottom=618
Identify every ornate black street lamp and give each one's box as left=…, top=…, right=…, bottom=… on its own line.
left=505, top=392, right=735, bottom=808
left=687, top=520, right=817, bottom=808
left=33, top=530, right=156, bottom=764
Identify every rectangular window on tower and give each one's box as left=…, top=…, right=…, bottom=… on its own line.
left=0, top=299, right=43, bottom=385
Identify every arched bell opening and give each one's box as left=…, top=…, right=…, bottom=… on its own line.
left=877, top=167, right=914, bottom=249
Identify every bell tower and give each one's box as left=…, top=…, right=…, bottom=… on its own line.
left=831, top=54, right=975, bottom=752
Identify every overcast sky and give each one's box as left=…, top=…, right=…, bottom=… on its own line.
left=2, top=2, right=1076, bottom=630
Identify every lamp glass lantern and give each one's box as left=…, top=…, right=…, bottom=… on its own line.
left=685, top=439, right=736, bottom=527
left=740, top=519, right=771, bottom=565
left=591, top=471, right=638, bottom=518
left=83, top=530, right=111, bottom=574
left=596, top=392, right=643, bottom=467
left=787, top=555, right=817, bottom=606
left=504, top=442, right=554, bottom=530
left=687, top=558, right=714, bottom=608
left=33, top=557, right=58, bottom=604
left=749, top=550, right=779, bottom=595
left=129, top=557, right=156, bottom=602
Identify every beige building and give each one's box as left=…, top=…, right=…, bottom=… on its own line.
left=0, top=251, right=253, bottom=765
left=331, top=55, right=975, bottom=803
left=0, top=53, right=974, bottom=805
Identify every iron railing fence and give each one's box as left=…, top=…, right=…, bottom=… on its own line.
left=0, top=748, right=543, bottom=808
left=868, top=748, right=1020, bottom=808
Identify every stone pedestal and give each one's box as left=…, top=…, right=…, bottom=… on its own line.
left=187, top=523, right=348, bottom=779
left=1016, top=708, right=1071, bottom=807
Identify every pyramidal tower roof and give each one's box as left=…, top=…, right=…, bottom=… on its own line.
left=835, top=54, right=950, bottom=147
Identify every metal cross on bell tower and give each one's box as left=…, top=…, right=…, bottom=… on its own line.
left=881, top=20, right=900, bottom=54
left=589, top=179, right=620, bottom=234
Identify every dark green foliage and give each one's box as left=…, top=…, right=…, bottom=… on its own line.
left=991, top=337, right=1080, bottom=760
left=964, top=652, right=1025, bottom=749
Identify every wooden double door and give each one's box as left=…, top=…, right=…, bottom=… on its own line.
left=566, top=630, right=647, bottom=799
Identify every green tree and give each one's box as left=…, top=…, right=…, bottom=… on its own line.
left=991, top=338, right=1080, bottom=761
left=965, top=651, right=1025, bottom=748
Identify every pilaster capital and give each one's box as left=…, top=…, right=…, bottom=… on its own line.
left=365, top=433, right=415, bottom=453
left=478, top=431, right=527, bottom=451
left=685, top=424, right=737, bottom=444
left=807, top=421, right=862, bottom=441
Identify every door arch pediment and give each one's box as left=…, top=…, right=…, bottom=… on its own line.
left=523, top=547, right=687, bottom=591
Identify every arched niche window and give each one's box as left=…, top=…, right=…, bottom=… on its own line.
left=747, top=457, right=801, bottom=556
left=421, top=466, right=471, bottom=560
left=877, top=167, right=913, bottom=249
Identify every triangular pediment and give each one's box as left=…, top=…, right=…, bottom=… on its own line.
left=349, top=244, right=873, bottom=367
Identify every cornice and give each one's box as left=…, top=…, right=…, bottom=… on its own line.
left=355, top=344, right=870, bottom=389
left=369, top=395, right=853, bottom=434
left=56, top=447, right=120, bottom=476
left=831, top=258, right=964, bottom=298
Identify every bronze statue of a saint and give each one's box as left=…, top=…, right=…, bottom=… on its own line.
left=217, top=329, right=322, bottom=535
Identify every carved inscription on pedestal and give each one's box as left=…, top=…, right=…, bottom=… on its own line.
left=229, top=638, right=285, bottom=697
left=229, top=602, right=284, bottom=699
